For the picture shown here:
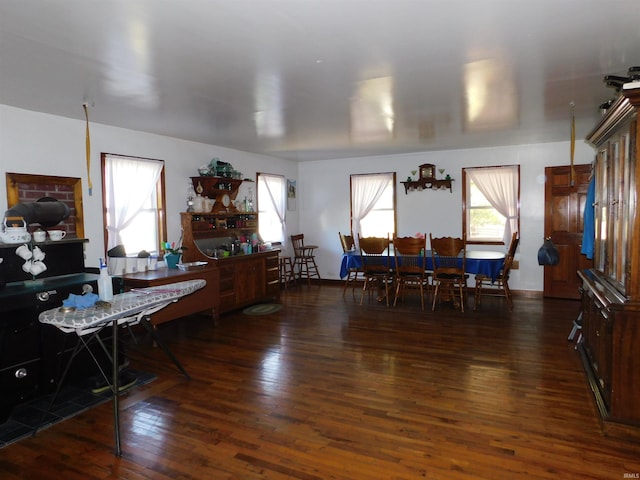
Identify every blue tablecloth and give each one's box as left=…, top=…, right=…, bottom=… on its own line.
left=340, top=251, right=505, bottom=282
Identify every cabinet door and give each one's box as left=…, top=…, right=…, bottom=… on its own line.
left=597, top=129, right=633, bottom=295
left=235, top=259, right=265, bottom=305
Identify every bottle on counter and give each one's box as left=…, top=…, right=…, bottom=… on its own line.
left=98, top=258, right=114, bottom=302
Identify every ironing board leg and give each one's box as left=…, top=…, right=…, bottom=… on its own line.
left=112, top=318, right=121, bottom=457
left=140, top=317, right=191, bottom=380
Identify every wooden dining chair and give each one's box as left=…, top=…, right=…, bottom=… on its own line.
left=392, top=235, right=430, bottom=310
left=290, top=233, right=321, bottom=285
left=358, top=234, right=393, bottom=306
left=339, top=231, right=362, bottom=297
left=474, top=232, right=519, bottom=310
left=430, top=235, right=468, bottom=312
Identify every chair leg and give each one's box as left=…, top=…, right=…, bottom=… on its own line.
left=342, top=272, right=350, bottom=297
left=504, top=281, right=513, bottom=310
left=360, top=277, right=369, bottom=305
left=310, top=258, right=321, bottom=281
left=393, top=278, right=401, bottom=306
left=432, top=282, right=439, bottom=311
left=343, top=270, right=357, bottom=297
left=474, top=280, right=482, bottom=310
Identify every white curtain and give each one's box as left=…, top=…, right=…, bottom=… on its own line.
left=466, top=165, right=519, bottom=244
left=351, top=173, right=393, bottom=242
left=258, top=173, right=286, bottom=244
left=104, top=155, right=163, bottom=250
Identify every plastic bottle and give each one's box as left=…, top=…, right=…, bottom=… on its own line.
left=98, top=258, right=114, bottom=301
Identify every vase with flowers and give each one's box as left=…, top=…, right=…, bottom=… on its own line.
left=163, top=241, right=185, bottom=269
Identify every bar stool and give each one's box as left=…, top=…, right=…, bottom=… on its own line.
left=290, top=233, right=321, bottom=285
left=279, top=256, right=296, bottom=288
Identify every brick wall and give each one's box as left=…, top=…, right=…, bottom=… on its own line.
left=16, top=181, right=77, bottom=235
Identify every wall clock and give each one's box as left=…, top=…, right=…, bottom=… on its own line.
left=419, top=163, right=435, bottom=180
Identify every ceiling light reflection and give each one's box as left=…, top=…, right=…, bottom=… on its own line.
left=350, top=76, right=395, bottom=142
left=254, top=71, right=285, bottom=138
left=103, top=7, right=158, bottom=108
left=464, top=59, right=518, bottom=132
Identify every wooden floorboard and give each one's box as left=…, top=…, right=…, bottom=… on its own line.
left=1, top=285, right=640, bottom=479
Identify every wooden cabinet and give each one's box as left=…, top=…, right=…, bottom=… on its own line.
left=180, top=176, right=280, bottom=317
left=579, top=84, right=640, bottom=438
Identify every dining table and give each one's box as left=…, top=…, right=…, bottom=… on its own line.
left=340, top=250, right=505, bottom=282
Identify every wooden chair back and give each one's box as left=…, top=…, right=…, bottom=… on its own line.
left=393, top=235, right=426, bottom=276
left=430, top=235, right=466, bottom=276
left=339, top=232, right=355, bottom=253
left=501, top=233, right=520, bottom=278
left=291, top=233, right=311, bottom=257
left=358, top=235, right=391, bottom=274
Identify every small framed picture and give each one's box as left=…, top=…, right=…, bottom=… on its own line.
left=287, top=179, right=297, bottom=198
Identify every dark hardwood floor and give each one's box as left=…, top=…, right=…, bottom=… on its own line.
left=2, top=285, right=640, bottom=479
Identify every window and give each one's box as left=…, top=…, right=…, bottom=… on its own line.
left=462, top=165, right=519, bottom=244
left=257, top=173, right=286, bottom=244
left=102, top=153, right=166, bottom=256
left=350, top=173, right=396, bottom=240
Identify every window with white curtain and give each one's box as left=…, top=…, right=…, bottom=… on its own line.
left=257, top=173, right=286, bottom=244
left=102, top=153, right=166, bottom=256
left=350, top=172, right=396, bottom=240
left=462, top=165, right=520, bottom=244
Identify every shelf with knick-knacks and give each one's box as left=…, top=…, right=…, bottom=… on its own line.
left=400, top=163, right=454, bottom=193
left=190, top=176, right=245, bottom=213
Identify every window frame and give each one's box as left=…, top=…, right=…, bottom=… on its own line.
left=350, top=172, right=397, bottom=240
left=101, top=153, right=167, bottom=258
left=462, top=165, right=520, bottom=245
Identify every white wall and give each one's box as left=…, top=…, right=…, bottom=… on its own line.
left=1, top=104, right=595, bottom=292
left=298, top=141, right=595, bottom=292
left=0, top=104, right=298, bottom=269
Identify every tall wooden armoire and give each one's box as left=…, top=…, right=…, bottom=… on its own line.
left=578, top=83, right=640, bottom=439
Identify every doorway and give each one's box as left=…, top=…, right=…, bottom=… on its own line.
left=543, top=164, right=594, bottom=299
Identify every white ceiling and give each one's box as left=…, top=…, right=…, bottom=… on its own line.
left=1, top=0, right=639, bottom=162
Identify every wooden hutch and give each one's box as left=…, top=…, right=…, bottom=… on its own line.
left=121, top=176, right=279, bottom=322
left=578, top=82, right=640, bottom=438
left=180, top=176, right=280, bottom=317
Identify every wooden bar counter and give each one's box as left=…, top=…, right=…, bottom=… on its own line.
left=118, top=249, right=280, bottom=324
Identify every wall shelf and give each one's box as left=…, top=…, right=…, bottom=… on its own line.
left=401, top=178, right=454, bottom=194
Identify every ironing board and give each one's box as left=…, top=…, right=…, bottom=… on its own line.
left=38, top=279, right=206, bottom=456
